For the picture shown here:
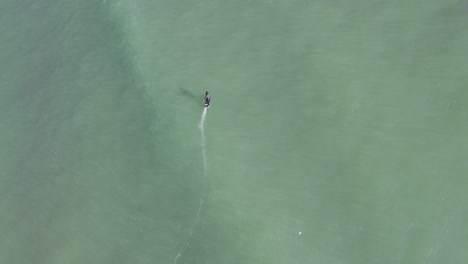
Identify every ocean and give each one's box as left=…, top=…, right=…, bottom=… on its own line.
left=1, top=0, right=467, bottom=263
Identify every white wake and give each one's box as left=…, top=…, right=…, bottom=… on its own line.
left=174, top=107, right=208, bottom=264
left=174, top=198, right=203, bottom=264
left=199, top=107, right=208, bottom=177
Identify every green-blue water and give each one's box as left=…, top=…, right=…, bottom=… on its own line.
left=1, top=0, right=468, bottom=263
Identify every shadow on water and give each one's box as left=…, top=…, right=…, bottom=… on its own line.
left=179, top=87, right=201, bottom=107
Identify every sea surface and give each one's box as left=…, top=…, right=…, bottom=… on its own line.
left=1, top=0, right=468, bottom=263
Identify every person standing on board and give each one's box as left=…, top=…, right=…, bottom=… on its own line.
left=204, top=91, right=211, bottom=107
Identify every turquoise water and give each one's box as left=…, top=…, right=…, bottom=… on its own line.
left=1, top=0, right=468, bottom=263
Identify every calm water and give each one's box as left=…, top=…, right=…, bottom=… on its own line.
left=1, top=0, right=467, bottom=263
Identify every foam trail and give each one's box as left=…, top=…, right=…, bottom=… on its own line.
left=199, top=107, right=208, bottom=176
left=174, top=107, right=208, bottom=264
left=174, top=198, right=203, bottom=264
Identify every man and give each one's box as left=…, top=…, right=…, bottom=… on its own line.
left=204, top=91, right=211, bottom=107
